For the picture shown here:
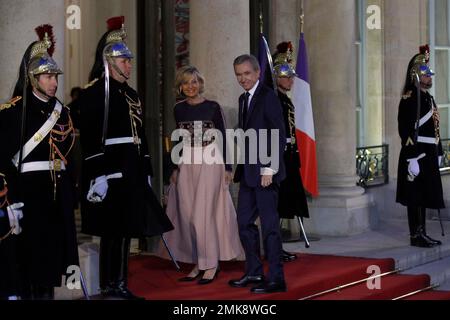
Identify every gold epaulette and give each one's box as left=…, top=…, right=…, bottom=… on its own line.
left=83, top=78, right=99, bottom=89
left=0, top=96, right=22, bottom=112
left=402, top=90, right=412, bottom=100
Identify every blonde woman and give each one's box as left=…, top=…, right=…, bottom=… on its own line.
left=162, top=66, right=242, bottom=285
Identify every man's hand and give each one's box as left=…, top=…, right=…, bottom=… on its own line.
left=261, top=175, right=273, bottom=188
left=225, top=171, right=233, bottom=185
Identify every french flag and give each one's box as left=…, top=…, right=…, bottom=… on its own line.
left=292, top=33, right=319, bottom=197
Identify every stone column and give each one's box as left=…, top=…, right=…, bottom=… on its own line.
left=302, top=0, right=372, bottom=236
left=269, top=0, right=301, bottom=49
left=0, top=0, right=66, bottom=101
left=189, top=0, right=249, bottom=203
left=190, top=0, right=250, bottom=128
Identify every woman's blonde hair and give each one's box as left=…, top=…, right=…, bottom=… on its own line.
left=175, top=66, right=205, bottom=98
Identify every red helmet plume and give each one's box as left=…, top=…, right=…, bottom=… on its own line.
left=107, top=16, right=125, bottom=31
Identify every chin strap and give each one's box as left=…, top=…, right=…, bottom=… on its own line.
left=34, top=86, right=52, bottom=101
left=107, top=57, right=129, bottom=81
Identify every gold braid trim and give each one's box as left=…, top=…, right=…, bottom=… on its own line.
left=0, top=175, right=13, bottom=242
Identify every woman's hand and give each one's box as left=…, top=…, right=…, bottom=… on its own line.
left=170, top=169, right=179, bottom=185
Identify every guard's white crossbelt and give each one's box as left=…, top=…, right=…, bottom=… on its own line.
left=12, top=101, right=63, bottom=167
left=417, top=136, right=438, bottom=145
left=105, top=137, right=141, bottom=146
left=418, top=109, right=433, bottom=128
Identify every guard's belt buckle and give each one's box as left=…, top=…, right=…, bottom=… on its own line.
left=54, top=159, right=62, bottom=172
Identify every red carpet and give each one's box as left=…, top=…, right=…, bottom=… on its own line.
left=126, top=253, right=439, bottom=300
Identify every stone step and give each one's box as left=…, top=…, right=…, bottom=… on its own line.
left=403, top=256, right=450, bottom=289
left=284, top=218, right=450, bottom=278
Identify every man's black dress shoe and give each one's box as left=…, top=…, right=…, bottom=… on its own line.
left=250, top=281, right=287, bottom=294
left=228, top=275, right=265, bottom=288
left=423, top=234, right=442, bottom=246
left=282, top=250, right=297, bottom=262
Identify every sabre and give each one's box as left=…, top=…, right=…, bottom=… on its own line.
left=437, top=209, right=445, bottom=237
left=79, top=268, right=90, bottom=300
left=413, top=73, right=421, bottom=144
left=297, top=216, right=310, bottom=248
left=261, top=35, right=278, bottom=95
left=161, top=234, right=181, bottom=271
left=102, top=54, right=111, bottom=150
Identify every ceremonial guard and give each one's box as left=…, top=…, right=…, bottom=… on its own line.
left=77, top=17, right=173, bottom=300
left=0, top=25, right=79, bottom=299
left=396, top=45, right=444, bottom=248
left=270, top=42, right=310, bottom=262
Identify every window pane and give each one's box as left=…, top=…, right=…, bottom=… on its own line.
left=435, top=50, right=449, bottom=105
left=439, top=107, right=449, bottom=139
left=436, top=0, right=449, bottom=46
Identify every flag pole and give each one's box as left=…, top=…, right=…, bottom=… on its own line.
left=259, top=2, right=264, bottom=34
left=300, top=0, right=304, bottom=34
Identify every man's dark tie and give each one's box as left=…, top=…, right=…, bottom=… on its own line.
left=243, top=92, right=250, bottom=125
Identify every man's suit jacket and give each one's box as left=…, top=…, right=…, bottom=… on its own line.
left=233, top=83, right=286, bottom=187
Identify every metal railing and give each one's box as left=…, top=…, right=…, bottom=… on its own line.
left=356, top=144, right=389, bottom=188
left=440, top=139, right=450, bottom=175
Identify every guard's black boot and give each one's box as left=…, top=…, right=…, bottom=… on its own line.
left=408, top=207, right=435, bottom=248
left=113, top=238, right=145, bottom=300
left=410, top=231, right=436, bottom=248
left=419, top=207, right=442, bottom=245
left=32, top=286, right=55, bottom=300
left=99, top=237, right=117, bottom=298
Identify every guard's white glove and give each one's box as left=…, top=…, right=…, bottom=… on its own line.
left=87, top=176, right=108, bottom=203
left=407, top=153, right=426, bottom=177
left=438, top=155, right=443, bottom=167
left=7, top=202, right=24, bottom=235
left=147, top=176, right=152, bottom=188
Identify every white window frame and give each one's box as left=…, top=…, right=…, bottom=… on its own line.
left=430, top=0, right=450, bottom=138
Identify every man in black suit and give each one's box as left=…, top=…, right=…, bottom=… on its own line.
left=229, top=54, right=287, bottom=293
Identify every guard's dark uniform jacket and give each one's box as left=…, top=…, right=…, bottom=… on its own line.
left=396, top=89, right=445, bottom=209
left=277, top=90, right=309, bottom=219
left=0, top=173, right=20, bottom=299
left=0, top=91, right=79, bottom=289
left=78, top=77, right=173, bottom=237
